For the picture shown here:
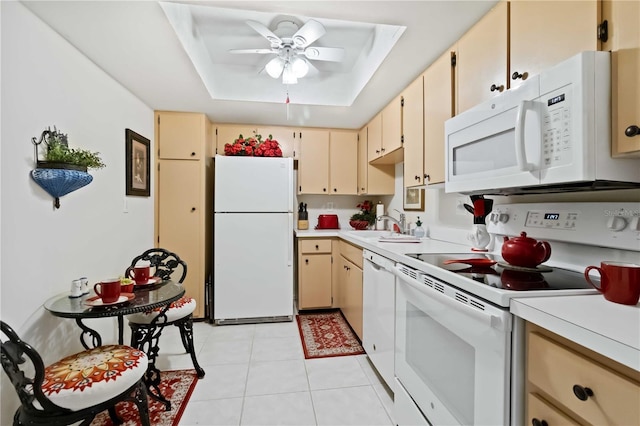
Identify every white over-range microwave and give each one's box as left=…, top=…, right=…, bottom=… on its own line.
left=445, top=51, right=640, bottom=195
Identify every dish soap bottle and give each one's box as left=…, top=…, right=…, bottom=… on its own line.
left=414, top=217, right=425, bottom=238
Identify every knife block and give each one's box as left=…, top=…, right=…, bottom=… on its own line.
left=297, top=220, right=309, bottom=230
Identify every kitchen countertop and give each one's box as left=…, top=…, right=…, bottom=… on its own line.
left=511, top=296, right=640, bottom=371
left=295, top=228, right=640, bottom=372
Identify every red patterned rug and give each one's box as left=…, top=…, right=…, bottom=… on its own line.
left=91, top=369, right=198, bottom=426
left=296, top=309, right=365, bottom=359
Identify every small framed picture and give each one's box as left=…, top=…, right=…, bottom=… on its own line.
left=125, top=129, right=150, bottom=197
left=404, top=187, right=425, bottom=211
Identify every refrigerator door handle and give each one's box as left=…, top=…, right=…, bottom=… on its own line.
left=288, top=214, right=293, bottom=266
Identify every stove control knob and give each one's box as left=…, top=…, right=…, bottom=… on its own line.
left=606, top=216, right=627, bottom=231
left=499, top=213, right=510, bottom=223
left=630, top=216, right=640, bottom=231
left=490, top=213, right=499, bottom=223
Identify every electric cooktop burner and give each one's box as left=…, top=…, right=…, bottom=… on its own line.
left=405, top=253, right=595, bottom=291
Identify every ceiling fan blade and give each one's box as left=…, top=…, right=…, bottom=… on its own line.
left=246, top=20, right=282, bottom=46
left=229, top=48, right=274, bottom=54
left=292, top=19, right=326, bottom=48
left=304, top=47, right=345, bottom=62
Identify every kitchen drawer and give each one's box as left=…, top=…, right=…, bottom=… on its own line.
left=527, top=392, right=579, bottom=426
left=339, top=240, right=363, bottom=269
left=299, top=239, right=332, bottom=254
left=528, top=332, right=640, bottom=425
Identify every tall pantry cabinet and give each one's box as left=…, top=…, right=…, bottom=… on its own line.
left=155, top=111, right=214, bottom=319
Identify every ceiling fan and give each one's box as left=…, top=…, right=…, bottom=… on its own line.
left=229, top=19, right=345, bottom=84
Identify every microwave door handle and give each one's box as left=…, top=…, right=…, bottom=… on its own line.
left=515, top=100, right=535, bottom=171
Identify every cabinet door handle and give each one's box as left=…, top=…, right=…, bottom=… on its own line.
left=625, top=125, right=640, bottom=137
left=191, top=152, right=196, bottom=156
left=424, top=174, right=430, bottom=181
left=490, top=83, right=504, bottom=92
left=315, top=245, right=319, bottom=250
left=191, top=207, right=196, bottom=212
left=333, top=188, right=337, bottom=192
left=381, top=148, right=386, bottom=152
left=376, top=149, right=380, bottom=154
left=373, top=344, right=376, bottom=351
left=531, top=419, right=548, bottom=426
left=414, top=175, right=421, bottom=181
left=323, top=188, right=327, bottom=192
left=512, top=71, right=527, bottom=81
left=305, top=259, right=309, bottom=264
left=572, top=384, right=594, bottom=401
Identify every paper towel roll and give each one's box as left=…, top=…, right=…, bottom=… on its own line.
left=375, top=203, right=385, bottom=230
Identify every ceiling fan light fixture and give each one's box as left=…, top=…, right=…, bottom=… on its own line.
left=290, top=56, right=309, bottom=78
left=265, top=57, right=284, bottom=78
left=282, top=64, right=298, bottom=84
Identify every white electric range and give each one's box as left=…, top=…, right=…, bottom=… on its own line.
left=393, top=202, right=640, bottom=426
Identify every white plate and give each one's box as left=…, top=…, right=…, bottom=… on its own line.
left=84, top=293, right=135, bottom=307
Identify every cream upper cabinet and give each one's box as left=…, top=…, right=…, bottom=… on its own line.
left=329, top=130, right=358, bottom=195
left=298, top=129, right=330, bottom=194
left=457, top=1, right=508, bottom=114
left=603, top=0, right=640, bottom=157
left=358, top=125, right=394, bottom=195
left=257, top=126, right=298, bottom=159
left=382, top=94, right=403, bottom=156
left=423, top=48, right=454, bottom=185
left=158, top=112, right=206, bottom=160
left=367, top=113, right=383, bottom=161
left=215, top=124, right=257, bottom=155
left=403, top=74, right=425, bottom=188
left=510, top=0, right=602, bottom=89
left=357, top=127, right=368, bottom=194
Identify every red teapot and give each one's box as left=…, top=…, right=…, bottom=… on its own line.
left=502, top=232, right=552, bottom=268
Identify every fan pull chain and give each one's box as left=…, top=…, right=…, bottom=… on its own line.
left=285, top=90, right=290, bottom=120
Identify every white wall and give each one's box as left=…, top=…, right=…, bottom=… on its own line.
left=1, top=3, right=154, bottom=421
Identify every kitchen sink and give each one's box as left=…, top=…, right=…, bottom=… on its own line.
left=345, top=230, right=394, bottom=239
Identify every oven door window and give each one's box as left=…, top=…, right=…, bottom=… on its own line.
left=406, top=301, right=475, bottom=424
left=395, top=278, right=511, bottom=426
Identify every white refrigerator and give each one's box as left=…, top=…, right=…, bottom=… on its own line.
left=213, top=155, right=294, bottom=324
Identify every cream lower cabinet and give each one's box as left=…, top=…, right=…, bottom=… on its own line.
left=336, top=241, right=363, bottom=340
left=603, top=0, right=640, bottom=156
left=526, top=323, right=640, bottom=425
left=155, top=111, right=213, bottom=319
left=297, top=239, right=333, bottom=310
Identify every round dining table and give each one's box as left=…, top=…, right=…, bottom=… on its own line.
left=44, top=280, right=185, bottom=410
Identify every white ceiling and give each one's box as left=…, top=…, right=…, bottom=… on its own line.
left=22, top=0, right=498, bottom=129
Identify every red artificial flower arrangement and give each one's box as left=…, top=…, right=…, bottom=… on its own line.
left=224, top=134, right=283, bottom=157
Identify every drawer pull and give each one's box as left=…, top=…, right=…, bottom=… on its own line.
left=305, top=259, right=309, bottom=264
left=572, top=384, right=594, bottom=401
left=531, top=419, right=548, bottom=426
left=315, top=245, right=319, bottom=249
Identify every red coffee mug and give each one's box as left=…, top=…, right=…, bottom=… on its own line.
left=584, top=261, right=640, bottom=305
left=94, top=279, right=122, bottom=304
left=127, top=265, right=151, bottom=284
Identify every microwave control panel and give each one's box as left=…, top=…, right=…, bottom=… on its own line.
left=541, top=88, right=573, bottom=169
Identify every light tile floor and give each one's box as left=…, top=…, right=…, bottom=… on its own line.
left=155, top=320, right=395, bottom=426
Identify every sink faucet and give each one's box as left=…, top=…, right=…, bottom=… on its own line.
left=377, top=209, right=407, bottom=234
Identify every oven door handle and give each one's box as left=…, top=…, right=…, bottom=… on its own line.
left=392, top=266, right=507, bottom=331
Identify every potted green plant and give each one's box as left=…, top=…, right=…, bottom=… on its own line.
left=349, top=200, right=377, bottom=230
left=36, top=128, right=105, bottom=172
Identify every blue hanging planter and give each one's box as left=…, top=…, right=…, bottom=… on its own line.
left=31, top=166, right=93, bottom=209
left=30, top=126, right=103, bottom=209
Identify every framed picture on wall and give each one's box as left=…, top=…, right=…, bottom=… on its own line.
left=125, top=129, right=150, bottom=197
left=404, top=187, right=424, bottom=211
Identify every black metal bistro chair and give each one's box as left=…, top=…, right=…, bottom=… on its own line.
left=1, top=321, right=150, bottom=426
left=125, top=248, right=205, bottom=379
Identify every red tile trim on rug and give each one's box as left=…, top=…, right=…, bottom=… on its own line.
left=91, top=369, right=198, bottom=426
left=296, top=309, right=365, bottom=359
